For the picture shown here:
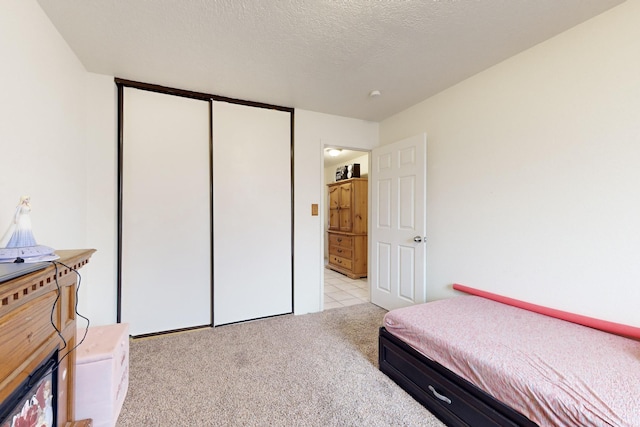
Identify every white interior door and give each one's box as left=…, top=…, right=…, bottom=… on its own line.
left=370, top=133, right=427, bottom=310
left=121, top=87, right=212, bottom=336
left=212, top=101, right=292, bottom=326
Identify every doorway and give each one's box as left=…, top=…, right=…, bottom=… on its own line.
left=322, top=147, right=370, bottom=310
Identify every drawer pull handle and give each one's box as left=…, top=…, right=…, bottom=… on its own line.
left=428, top=385, right=451, bottom=405
left=337, top=249, right=342, bottom=253
left=337, top=238, right=342, bottom=242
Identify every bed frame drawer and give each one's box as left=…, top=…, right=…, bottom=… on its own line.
left=379, top=328, right=537, bottom=427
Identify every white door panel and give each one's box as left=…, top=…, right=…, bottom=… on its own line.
left=121, top=88, right=211, bottom=336
left=371, top=133, right=427, bottom=311
left=212, top=101, right=292, bottom=326
left=376, top=242, right=392, bottom=292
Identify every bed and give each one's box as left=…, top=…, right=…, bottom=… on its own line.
left=378, top=293, right=640, bottom=426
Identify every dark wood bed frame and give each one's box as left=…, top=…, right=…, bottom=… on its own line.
left=379, top=327, right=539, bottom=427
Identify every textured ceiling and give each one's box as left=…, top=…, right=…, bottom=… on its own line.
left=37, top=0, right=623, bottom=122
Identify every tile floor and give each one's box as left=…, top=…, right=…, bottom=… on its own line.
left=324, top=267, right=369, bottom=310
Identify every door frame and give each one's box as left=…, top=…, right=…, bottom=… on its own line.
left=115, top=78, right=294, bottom=335
left=320, top=135, right=427, bottom=312
left=320, top=145, right=372, bottom=310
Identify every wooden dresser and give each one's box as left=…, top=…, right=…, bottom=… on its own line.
left=0, top=249, right=95, bottom=427
left=327, top=178, right=367, bottom=279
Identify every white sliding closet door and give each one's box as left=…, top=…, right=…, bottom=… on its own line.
left=212, top=101, right=292, bottom=325
left=121, top=87, right=211, bottom=336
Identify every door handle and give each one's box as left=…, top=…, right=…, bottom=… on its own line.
left=428, top=385, right=452, bottom=404
left=413, top=236, right=423, bottom=243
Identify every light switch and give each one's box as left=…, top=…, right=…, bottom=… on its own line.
left=311, top=204, right=319, bottom=216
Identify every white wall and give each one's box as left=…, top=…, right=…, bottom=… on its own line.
left=84, top=74, right=119, bottom=325
left=18, top=0, right=636, bottom=327
left=294, top=110, right=378, bottom=314
left=0, top=0, right=379, bottom=323
left=380, top=1, right=640, bottom=326
left=80, top=103, right=379, bottom=322
left=0, top=3, right=87, bottom=258
left=0, top=1, right=120, bottom=325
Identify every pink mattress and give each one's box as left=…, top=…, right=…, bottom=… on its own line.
left=383, top=296, right=640, bottom=427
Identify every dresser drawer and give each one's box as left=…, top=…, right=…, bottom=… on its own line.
left=329, top=254, right=352, bottom=270
left=0, top=292, right=57, bottom=382
left=329, top=245, right=353, bottom=259
left=329, top=234, right=353, bottom=249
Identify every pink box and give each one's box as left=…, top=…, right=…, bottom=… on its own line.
left=74, top=323, right=129, bottom=427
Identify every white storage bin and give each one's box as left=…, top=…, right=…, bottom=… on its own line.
left=74, top=323, right=129, bottom=427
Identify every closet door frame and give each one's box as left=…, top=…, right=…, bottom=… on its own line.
left=115, top=78, right=295, bottom=335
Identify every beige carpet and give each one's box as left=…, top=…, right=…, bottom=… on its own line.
left=117, top=303, right=445, bottom=427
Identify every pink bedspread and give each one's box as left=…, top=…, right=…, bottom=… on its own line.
left=383, top=296, right=640, bottom=427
